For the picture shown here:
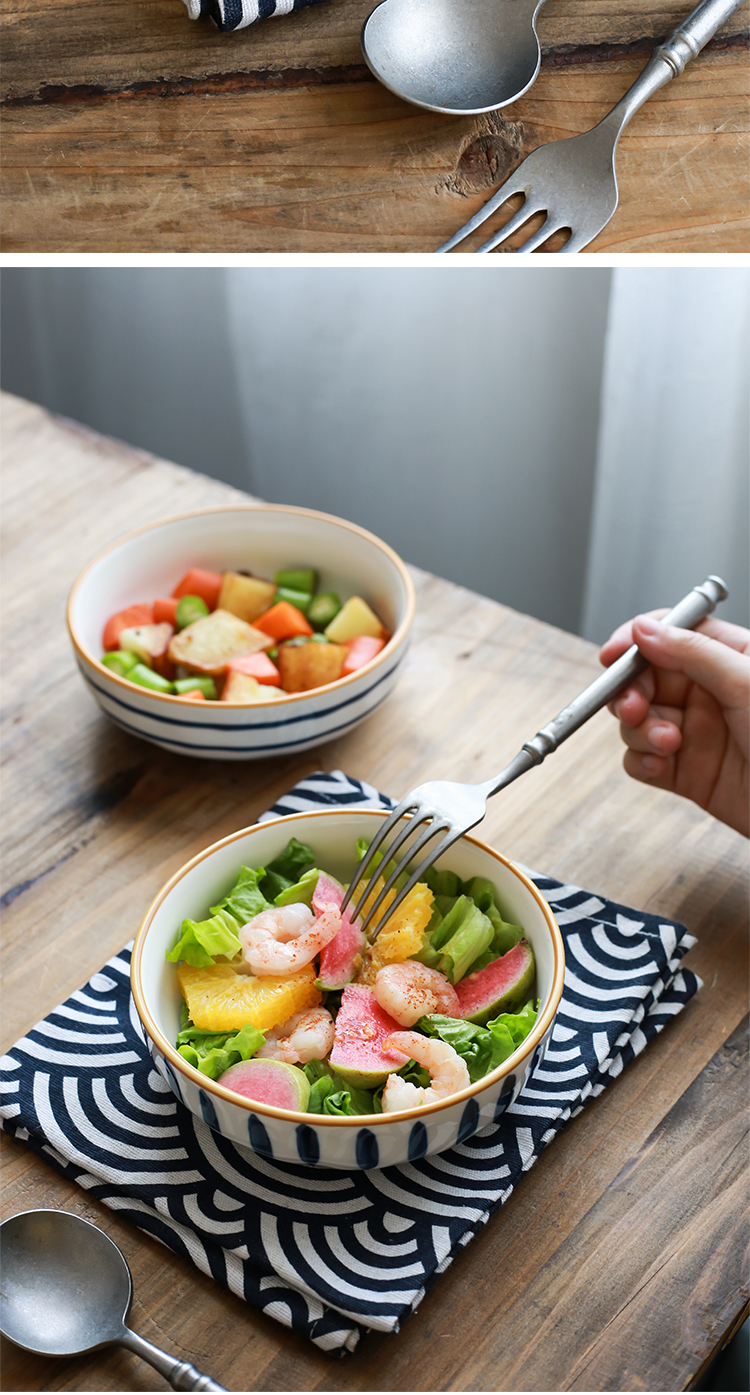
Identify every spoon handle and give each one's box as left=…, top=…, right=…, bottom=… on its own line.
left=120, top=1326, right=228, bottom=1391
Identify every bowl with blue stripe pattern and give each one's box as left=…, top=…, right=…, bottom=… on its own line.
left=67, top=505, right=416, bottom=760
left=131, top=809, right=565, bottom=1170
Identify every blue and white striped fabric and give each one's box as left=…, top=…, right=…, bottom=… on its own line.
left=0, top=771, right=701, bottom=1354
left=181, top=0, right=328, bottom=31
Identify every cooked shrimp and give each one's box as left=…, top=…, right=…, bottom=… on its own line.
left=374, top=961, right=461, bottom=1027
left=255, top=1007, right=335, bottom=1064
left=240, top=903, right=341, bottom=977
left=380, top=1030, right=471, bottom=1113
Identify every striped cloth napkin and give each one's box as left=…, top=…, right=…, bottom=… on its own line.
left=182, top=0, right=328, bottom=32
left=0, top=771, right=701, bottom=1354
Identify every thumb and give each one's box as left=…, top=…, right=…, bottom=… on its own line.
left=632, top=615, right=750, bottom=714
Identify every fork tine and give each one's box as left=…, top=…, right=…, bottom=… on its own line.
left=347, top=812, right=432, bottom=925
left=475, top=199, right=544, bottom=253
left=354, top=816, right=449, bottom=936
left=511, top=216, right=564, bottom=254
left=556, top=226, right=597, bottom=254
left=435, top=170, right=530, bottom=253
left=368, top=824, right=469, bottom=942
left=357, top=808, right=435, bottom=899
left=339, top=798, right=418, bottom=915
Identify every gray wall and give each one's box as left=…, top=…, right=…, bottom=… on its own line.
left=227, top=268, right=612, bottom=633
left=0, top=268, right=250, bottom=491
left=0, top=265, right=612, bottom=636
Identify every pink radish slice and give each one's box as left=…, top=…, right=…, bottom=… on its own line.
left=218, top=1058, right=310, bottom=1111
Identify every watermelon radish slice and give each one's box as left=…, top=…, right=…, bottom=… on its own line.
left=455, top=940, right=536, bottom=1025
left=328, top=984, right=410, bottom=1088
left=218, top=1058, right=310, bottom=1112
left=313, top=871, right=366, bottom=991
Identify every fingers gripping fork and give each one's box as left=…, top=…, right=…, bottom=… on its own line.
left=341, top=576, right=728, bottom=943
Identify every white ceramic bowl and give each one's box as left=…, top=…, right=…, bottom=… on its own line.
left=132, top=809, right=565, bottom=1170
left=67, top=506, right=415, bottom=760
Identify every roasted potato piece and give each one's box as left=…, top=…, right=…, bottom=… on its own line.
left=222, top=670, right=286, bottom=703
left=277, top=641, right=347, bottom=693
left=118, top=622, right=175, bottom=679
left=324, top=596, right=389, bottom=644
left=168, top=609, right=272, bottom=678
left=217, top=572, right=277, bottom=624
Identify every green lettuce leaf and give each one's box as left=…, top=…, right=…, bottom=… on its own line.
left=431, top=897, right=494, bottom=983
left=461, top=876, right=524, bottom=959
left=166, top=907, right=242, bottom=967
left=488, top=999, right=538, bottom=1047
left=422, top=866, right=462, bottom=900
left=410, top=928, right=443, bottom=970
left=418, top=1001, right=538, bottom=1083
left=302, top=1059, right=379, bottom=1116
left=259, top=838, right=316, bottom=900
left=176, top=1021, right=265, bottom=1080
left=212, top=865, right=272, bottom=924
left=417, top=1013, right=501, bottom=1082
left=274, top=866, right=319, bottom=907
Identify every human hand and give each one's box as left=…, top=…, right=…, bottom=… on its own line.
left=599, top=612, right=750, bottom=837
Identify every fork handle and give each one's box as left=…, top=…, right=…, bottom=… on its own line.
left=488, top=576, right=728, bottom=791
left=602, top=0, right=746, bottom=136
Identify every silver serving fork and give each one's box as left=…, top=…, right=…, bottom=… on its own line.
left=436, top=0, right=745, bottom=254
left=342, top=577, right=728, bottom=939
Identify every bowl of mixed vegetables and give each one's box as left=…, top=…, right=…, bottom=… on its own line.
left=67, top=505, right=416, bottom=759
left=131, top=809, right=565, bottom=1169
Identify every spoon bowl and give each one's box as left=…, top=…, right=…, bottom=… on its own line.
left=361, top=0, right=546, bottom=115
left=0, top=1210, right=226, bottom=1390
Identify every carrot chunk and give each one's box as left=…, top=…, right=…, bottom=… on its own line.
left=153, top=596, right=179, bottom=625
left=171, top=568, right=223, bottom=610
left=341, top=635, right=386, bottom=675
left=253, top=600, right=314, bottom=641
left=102, top=603, right=154, bottom=651
left=225, top=652, right=282, bottom=686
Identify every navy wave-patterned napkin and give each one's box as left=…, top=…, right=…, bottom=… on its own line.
left=182, top=0, right=327, bottom=33
left=0, top=771, right=701, bottom=1354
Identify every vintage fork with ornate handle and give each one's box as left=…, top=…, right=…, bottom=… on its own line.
left=341, top=576, right=728, bottom=939
left=436, top=0, right=745, bottom=254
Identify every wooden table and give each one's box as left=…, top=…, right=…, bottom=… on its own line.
left=1, top=0, right=748, bottom=251
left=1, top=390, right=748, bottom=1392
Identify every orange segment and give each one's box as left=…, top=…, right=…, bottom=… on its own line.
left=177, top=961, right=320, bottom=1032
left=355, top=881, right=434, bottom=984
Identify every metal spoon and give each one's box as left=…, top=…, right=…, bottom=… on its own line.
left=0, top=1209, right=227, bottom=1391
left=361, top=0, right=547, bottom=115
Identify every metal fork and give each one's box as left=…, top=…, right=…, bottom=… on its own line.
left=436, top=0, right=745, bottom=255
left=342, top=576, right=728, bottom=938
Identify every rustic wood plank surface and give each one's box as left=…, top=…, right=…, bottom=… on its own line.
left=1, top=0, right=748, bottom=251
left=1, top=391, right=748, bottom=1392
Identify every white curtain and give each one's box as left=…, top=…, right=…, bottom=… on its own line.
left=580, top=267, right=749, bottom=643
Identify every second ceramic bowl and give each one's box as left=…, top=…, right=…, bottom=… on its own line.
left=67, top=505, right=416, bottom=759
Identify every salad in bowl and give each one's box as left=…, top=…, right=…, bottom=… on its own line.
left=132, top=810, right=565, bottom=1169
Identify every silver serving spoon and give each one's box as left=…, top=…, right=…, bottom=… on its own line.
left=361, top=0, right=547, bottom=115
left=0, top=1210, right=227, bottom=1391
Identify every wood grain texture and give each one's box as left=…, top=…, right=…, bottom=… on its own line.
left=1, top=392, right=748, bottom=1392
left=1, top=0, right=747, bottom=250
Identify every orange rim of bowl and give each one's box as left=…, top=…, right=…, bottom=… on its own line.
left=131, top=809, right=566, bottom=1129
left=66, top=504, right=417, bottom=709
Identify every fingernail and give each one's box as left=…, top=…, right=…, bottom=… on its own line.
left=636, top=616, right=660, bottom=637
left=641, top=754, right=663, bottom=776
left=649, top=723, right=672, bottom=751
